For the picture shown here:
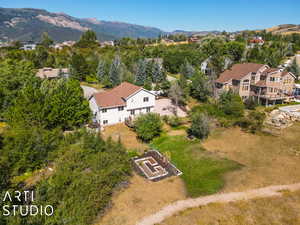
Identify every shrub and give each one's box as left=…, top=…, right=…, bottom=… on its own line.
left=163, top=115, right=182, bottom=127
left=134, top=113, right=163, bottom=142
left=244, top=97, right=258, bottom=110
left=237, top=111, right=266, bottom=133
left=188, top=112, right=210, bottom=139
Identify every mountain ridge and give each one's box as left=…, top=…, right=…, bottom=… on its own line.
left=0, top=7, right=165, bottom=42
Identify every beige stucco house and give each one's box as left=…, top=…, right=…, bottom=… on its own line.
left=215, top=63, right=296, bottom=105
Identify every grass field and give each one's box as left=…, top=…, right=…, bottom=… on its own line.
left=101, top=123, right=148, bottom=152
left=160, top=189, right=300, bottom=225
left=203, top=124, right=300, bottom=192
left=151, top=135, right=241, bottom=197
left=96, top=174, right=186, bottom=225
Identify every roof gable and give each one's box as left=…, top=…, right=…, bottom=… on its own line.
left=216, top=63, right=267, bottom=84
left=92, top=82, right=142, bottom=108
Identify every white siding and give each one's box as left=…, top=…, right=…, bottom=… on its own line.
left=126, top=90, right=155, bottom=110
left=89, top=97, right=100, bottom=122
left=99, top=106, right=128, bottom=126
left=89, top=89, right=156, bottom=127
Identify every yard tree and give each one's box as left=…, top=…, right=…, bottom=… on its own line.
left=188, top=112, right=210, bottom=139
left=43, top=79, right=91, bottom=129
left=168, top=81, right=184, bottom=115
left=190, top=71, right=213, bottom=102
left=133, top=113, right=163, bottom=142
left=218, top=90, right=245, bottom=117
left=152, top=61, right=165, bottom=83
left=6, top=78, right=90, bottom=130
left=225, top=41, right=245, bottom=62
left=40, top=32, right=54, bottom=48
left=96, top=57, right=106, bottom=82
left=75, top=30, right=98, bottom=48
left=178, top=73, right=189, bottom=99
left=109, top=54, right=123, bottom=86
left=144, top=76, right=152, bottom=90
left=70, top=53, right=90, bottom=81
left=180, top=59, right=195, bottom=78
left=135, top=59, right=147, bottom=86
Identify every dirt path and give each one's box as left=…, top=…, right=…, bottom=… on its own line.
left=136, top=182, right=300, bottom=225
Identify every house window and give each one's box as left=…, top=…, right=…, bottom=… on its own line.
left=269, top=87, right=274, bottom=93
left=102, top=109, right=107, bottom=113
left=118, top=106, right=124, bottom=111
left=270, top=77, right=275, bottom=82
left=146, top=107, right=151, bottom=113
left=143, top=97, right=149, bottom=102
left=103, top=120, right=108, bottom=125
left=130, top=110, right=135, bottom=115
left=242, top=84, right=249, bottom=91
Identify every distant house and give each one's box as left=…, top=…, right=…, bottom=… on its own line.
left=20, top=44, right=37, bottom=50
left=36, top=67, right=70, bottom=79
left=53, top=41, right=76, bottom=50
left=100, top=41, right=114, bottom=47
left=248, top=36, right=264, bottom=48
left=89, top=82, right=156, bottom=126
left=188, top=36, right=201, bottom=43
left=215, top=63, right=296, bottom=105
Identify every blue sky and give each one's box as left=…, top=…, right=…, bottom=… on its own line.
left=1, top=0, right=299, bottom=32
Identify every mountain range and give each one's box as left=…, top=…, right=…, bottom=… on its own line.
left=0, top=7, right=166, bottom=42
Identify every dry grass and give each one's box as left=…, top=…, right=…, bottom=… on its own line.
left=160, top=189, right=300, bottom=225
left=101, top=123, right=148, bottom=152
left=95, top=174, right=186, bottom=225
left=202, top=124, right=300, bottom=192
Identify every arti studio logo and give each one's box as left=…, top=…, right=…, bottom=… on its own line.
left=2, top=191, right=54, bottom=217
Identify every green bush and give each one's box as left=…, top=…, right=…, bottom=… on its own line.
left=163, top=115, right=182, bottom=127
left=237, top=111, right=266, bottom=133
left=244, top=97, right=258, bottom=110
left=134, top=113, right=163, bottom=142
left=188, top=112, right=211, bottom=139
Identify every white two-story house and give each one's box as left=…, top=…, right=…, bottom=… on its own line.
left=89, top=82, right=156, bottom=126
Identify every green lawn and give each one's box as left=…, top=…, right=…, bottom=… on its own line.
left=151, top=135, right=240, bottom=197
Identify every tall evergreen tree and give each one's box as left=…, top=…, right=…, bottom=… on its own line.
left=135, top=59, right=147, bottom=86
left=70, top=53, right=89, bottom=81
left=109, top=54, right=122, bottom=86
left=96, top=58, right=106, bottom=82
left=152, top=61, right=165, bottom=83
left=180, top=59, right=195, bottom=78
left=190, top=71, right=213, bottom=102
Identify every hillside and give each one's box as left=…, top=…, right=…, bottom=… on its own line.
left=265, top=24, right=300, bottom=35
left=0, top=7, right=164, bottom=42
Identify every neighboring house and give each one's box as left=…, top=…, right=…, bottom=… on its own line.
left=20, top=44, right=37, bottom=50
left=36, top=67, right=69, bottom=79
left=215, top=63, right=296, bottom=105
left=100, top=41, right=114, bottom=47
left=89, top=82, right=156, bottom=126
left=53, top=41, right=76, bottom=50
left=248, top=36, right=264, bottom=48
left=188, top=36, right=201, bottom=43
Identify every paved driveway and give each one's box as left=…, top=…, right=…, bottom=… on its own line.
left=154, top=98, right=187, bottom=117
left=81, top=85, right=103, bottom=99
